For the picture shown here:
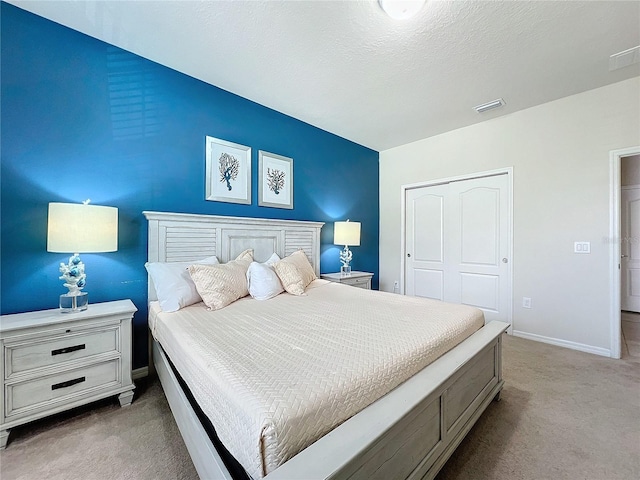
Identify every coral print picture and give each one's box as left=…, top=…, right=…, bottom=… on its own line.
left=219, top=153, right=239, bottom=191
left=258, top=151, right=293, bottom=209
left=205, top=136, right=251, bottom=204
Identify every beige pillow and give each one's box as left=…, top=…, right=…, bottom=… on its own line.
left=188, top=249, right=253, bottom=310
left=273, top=250, right=317, bottom=295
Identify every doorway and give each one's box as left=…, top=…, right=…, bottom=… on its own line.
left=610, top=147, right=640, bottom=359
left=402, top=168, right=513, bottom=328
left=621, top=155, right=640, bottom=358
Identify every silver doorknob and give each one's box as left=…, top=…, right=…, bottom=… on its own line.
left=621, top=254, right=629, bottom=258
left=502, top=258, right=508, bottom=263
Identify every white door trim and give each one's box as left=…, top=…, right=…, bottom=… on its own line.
left=400, top=167, right=514, bottom=332
left=610, top=146, right=640, bottom=359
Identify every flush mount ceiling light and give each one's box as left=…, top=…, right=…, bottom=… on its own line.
left=379, top=0, right=427, bottom=20
left=473, top=98, right=506, bottom=113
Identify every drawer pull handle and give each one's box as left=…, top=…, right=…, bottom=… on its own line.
left=52, top=344, right=85, bottom=356
left=51, top=376, right=85, bottom=390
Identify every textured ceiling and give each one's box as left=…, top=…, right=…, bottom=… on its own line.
left=7, top=0, right=640, bottom=151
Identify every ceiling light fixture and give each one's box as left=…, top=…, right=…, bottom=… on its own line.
left=379, top=0, right=426, bottom=20
left=474, top=98, right=506, bottom=113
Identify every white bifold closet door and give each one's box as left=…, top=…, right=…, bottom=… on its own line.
left=405, top=174, right=510, bottom=323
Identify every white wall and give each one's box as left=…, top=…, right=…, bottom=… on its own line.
left=379, top=77, right=640, bottom=355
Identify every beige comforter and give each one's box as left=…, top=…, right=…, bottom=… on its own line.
left=149, top=280, right=484, bottom=478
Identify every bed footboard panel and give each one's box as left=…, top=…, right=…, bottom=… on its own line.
left=267, top=321, right=508, bottom=480
left=345, top=390, right=442, bottom=480
left=412, top=338, right=502, bottom=480
left=339, top=336, right=502, bottom=480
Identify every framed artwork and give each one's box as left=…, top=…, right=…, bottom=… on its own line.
left=205, top=136, right=251, bottom=204
left=258, top=151, right=293, bottom=209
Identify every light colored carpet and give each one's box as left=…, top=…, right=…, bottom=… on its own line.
left=436, top=333, right=640, bottom=480
left=0, top=379, right=197, bottom=480
left=1, top=334, right=639, bottom=480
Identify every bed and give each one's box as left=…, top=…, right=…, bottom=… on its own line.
left=144, top=211, right=509, bottom=480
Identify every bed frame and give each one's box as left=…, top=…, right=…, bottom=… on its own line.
left=144, top=211, right=509, bottom=480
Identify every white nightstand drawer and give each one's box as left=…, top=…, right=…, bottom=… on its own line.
left=341, top=277, right=371, bottom=289
left=6, top=327, right=119, bottom=377
left=320, top=271, right=373, bottom=290
left=6, top=359, right=120, bottom=418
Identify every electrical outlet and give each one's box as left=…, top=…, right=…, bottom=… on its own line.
left=393, top=280, right=399, bottom=293
left=522, top=297, right=532, bottom=309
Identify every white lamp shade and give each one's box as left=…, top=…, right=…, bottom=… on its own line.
left=47, top=202, right=118, bottom=253
left=334, top=221, right=361, bottom=246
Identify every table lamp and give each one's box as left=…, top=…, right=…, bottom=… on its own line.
left=47, top=201, right=118, bottom=312
left=334, top=220, right=361, bottom=276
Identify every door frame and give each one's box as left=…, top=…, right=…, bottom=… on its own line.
left=609, top=146, right=640, bottom=359
left=400, top=167, right=514, bottom=332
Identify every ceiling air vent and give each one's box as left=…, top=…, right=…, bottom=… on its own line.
left=474, top=98, right=505, bottom=114
left=609, top=46, right=640, bottom=72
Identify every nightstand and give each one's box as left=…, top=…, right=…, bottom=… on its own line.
left=0, top=299, right=137, bottom=449
left=321, top=271, right=374, bottom=290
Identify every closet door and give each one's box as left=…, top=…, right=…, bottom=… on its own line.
left=405, top=184, right=448, bottom=300
left=404, top=174, right=510, bottom=323
left=447, top=174, right=510, bottom=323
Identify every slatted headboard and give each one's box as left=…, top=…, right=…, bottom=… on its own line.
left=143, top=211, right=324, bottom=301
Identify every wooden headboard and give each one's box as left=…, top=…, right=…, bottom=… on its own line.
left=143, top=211, right=324, bottom=301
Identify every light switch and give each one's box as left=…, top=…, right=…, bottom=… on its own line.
left=574, top=242, right=591, bottom=254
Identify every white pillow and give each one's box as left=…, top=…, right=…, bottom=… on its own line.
left=246, top=253, right=284, bottom=301
left=145, top=255, right=219, bottom=312
left=273, top=250, right=317, bottom=296
left=188, top=249, right=253, bottom=310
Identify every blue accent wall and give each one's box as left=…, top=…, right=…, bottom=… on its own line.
left=0, top=3, right=380, bottom=368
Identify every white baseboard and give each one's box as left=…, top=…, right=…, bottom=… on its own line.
left=132, top=367, right=149, bottom=380
left=512, top=330, right=611, bottom=358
